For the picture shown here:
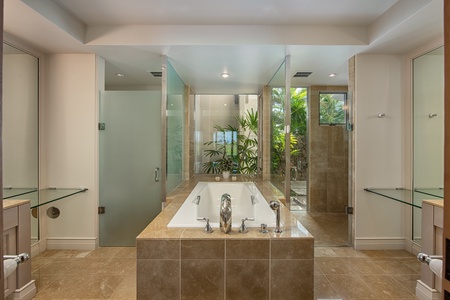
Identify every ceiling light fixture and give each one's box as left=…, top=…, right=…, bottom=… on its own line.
left=116, top=73, right=125, bottom=77
left=221, top=73, right=230, bottom=78
left=329, top=73, right=337, bottom=77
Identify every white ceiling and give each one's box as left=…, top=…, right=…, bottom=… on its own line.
left=4, top=0, right=444, bottom=94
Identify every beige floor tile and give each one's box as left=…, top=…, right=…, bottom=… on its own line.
left=341, top=257, right=387, bottom=275
left=315, top=257, right=352, bottom=275
left=391, top=274, right=421, bottom=295
left=314, top=274, right=340, bottom=299
left=314, top=262, right=324, bottom=275
left=325, top=274, right=373, bottom=299
left=359, top=274, right=416, bottom=299
left=328, top=246, right=368, bottom=257
left=370, top=258, right=419, bottom=275
left=113, top=247, right=137, bottom=259
left=109, top=275, right=137, bottom=299
left=314, top=246, right=338, bottom=257
left=34, top=274, right=124, bottom=299
left=398, top=257, right=422, bottom=273
left=96, top=258, right=136, bottom=276
left=359, top=250, right=394, bottom=258
left=86, top=247, right=122, bottom=258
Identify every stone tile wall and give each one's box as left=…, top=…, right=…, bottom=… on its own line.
left=137, top=237, right=314, bottom=300
left=308, top=86, right=349, bottom=213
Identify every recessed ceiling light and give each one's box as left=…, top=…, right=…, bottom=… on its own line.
left=221, top=73, right=230, bottom=78
left=329, top=73, right=337, bottom=77
left=116, top=73, right=125, bottom=77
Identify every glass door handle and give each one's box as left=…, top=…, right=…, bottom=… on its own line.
left=154, top=167, right=160, bottom=182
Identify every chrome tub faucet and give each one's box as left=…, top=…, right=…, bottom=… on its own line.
left=270, top=200, right=283, bottom=233
left=220, top=193, right=232, bottom=233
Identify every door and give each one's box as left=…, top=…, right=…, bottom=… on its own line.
left=99, top=91, right=162, bottom=246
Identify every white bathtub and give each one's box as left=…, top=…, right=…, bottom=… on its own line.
left=167, top=182, right=277, bottom=228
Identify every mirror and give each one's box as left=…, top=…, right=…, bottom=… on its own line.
left=412, top=45, right=444, bottom=244
left=3, top=42, right=39, bottom=242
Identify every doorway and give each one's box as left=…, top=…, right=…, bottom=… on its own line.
left=99, top=91, right=162, bottom=246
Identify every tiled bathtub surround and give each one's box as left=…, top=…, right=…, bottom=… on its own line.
left=137, top=176, right=314, bottom=300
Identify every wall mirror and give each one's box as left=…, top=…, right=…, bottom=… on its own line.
left=3, top=42, right=39, bottom=242
left=412, top=45, right=444, bottom=244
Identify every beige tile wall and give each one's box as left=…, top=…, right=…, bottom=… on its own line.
left=308, top=86, right=349, bottom=213
left=137, top=237, right=313, bottom=300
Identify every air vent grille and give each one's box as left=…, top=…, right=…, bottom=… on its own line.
left=293, top=72, right=312, bottom=78
left=149, top=71, right=162, bottom=77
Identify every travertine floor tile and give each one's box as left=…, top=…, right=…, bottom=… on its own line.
left=325, top=274, right=373, bottom=299
left=370, top=258, right=419, bottom=275
left=314, top=275, right=340, bottom=299
left=31, top=246, right=421, bottom=300
left=315, top=257, right=352, bottom=274
left=359, top=274, right=416, bottom=298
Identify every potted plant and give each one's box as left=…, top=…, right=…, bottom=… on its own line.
left=219, top=155, right=234, bottom=179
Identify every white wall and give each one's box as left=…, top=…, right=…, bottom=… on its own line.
left=41, top=54, right=99, bottom=249
left=354, top=54, right=407, bottom=249
left=3, top=54, right=39, bottom=188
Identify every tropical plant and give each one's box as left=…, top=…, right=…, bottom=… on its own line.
left=234, top=109, right=258, bottom=174
left=202, top=125, right=236, bottom=174
left=319, top=93, right=345, bottom=124
left=202, top=109, right=258, bottom=174
left=271, top=87, right=308, bottom=179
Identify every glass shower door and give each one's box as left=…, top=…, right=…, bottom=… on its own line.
left=99, top=91, right=162, bottom=246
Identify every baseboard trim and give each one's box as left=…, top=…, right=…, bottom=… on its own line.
left=6, top=280, right=36, bottom=300
left=416, top=280, right=440, bottom=300
left=354, top=237, right=405, bottom=250
left=46, top=237, right=97, bottom=250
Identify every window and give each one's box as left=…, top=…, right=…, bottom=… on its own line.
left=319, top=92, right=347, bottom=125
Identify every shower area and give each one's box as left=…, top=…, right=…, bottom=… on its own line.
left=268, top=58, right=351, bottom=246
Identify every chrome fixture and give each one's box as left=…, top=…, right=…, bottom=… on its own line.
left=3, top=253, right=30, bottom=278
left=378, top=112, right=385, bottom=118
left=204, top=218, right=213, bottom=234
left=260, top=223, right=268, bottom=233
left=239, top=217, right=254, bottom=233
left=417, top=252, right=443, bottom=278
left=250, top=195, right=259, bottom=205
left=417, top=252, right=443, bottom=263
left=239, top=218, right=249, bottom=233
left=192, top=195, right=201, bottom=205
left=429, top=113, right=438, bottom=118
left=220, top=193, right=232, bottom=233
left=269, top=200, right=283, bottom=233
left=197, top=217, right=213, bottom=234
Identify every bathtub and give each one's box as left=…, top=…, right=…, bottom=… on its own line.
left=167, top=182, right=277, bottom=228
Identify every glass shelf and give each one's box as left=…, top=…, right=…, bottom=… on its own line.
left=3, top=188, right=38, bottom=199
left=364, top=188, right=442, bottom=209
left=414, top=188, right=444, bottom=199
left=3, top=188, right=88, bottom=209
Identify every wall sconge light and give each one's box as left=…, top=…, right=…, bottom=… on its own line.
left=221, top=73, right=230, bottom=78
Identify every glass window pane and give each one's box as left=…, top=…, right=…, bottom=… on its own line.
left=319, top=92, right=347, bottom=125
